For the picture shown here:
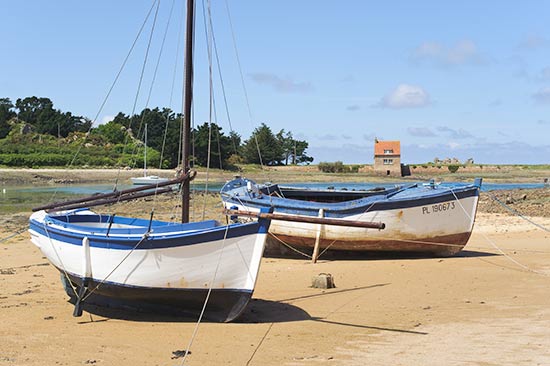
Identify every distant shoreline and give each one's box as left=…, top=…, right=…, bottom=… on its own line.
left=0, top=165, right=548, bottom=185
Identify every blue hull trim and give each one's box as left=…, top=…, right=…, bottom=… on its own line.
left=29, top=209, right=271, bottom=250
left=223, top=182, right=480, bottom=218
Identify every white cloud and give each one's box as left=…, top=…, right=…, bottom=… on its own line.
left=249, top=73, right=313, bottom=93
left=404, top=141, right=550, bottom=164
left=532, top=87, right=550, bottom=105
left=317, top=134, right=338, bottom=141
left=436, top=126, right=473, bottom=139
left=346, top=104, right=360, bottom=111
left=411, top=39, right=487, bottom=67
left=377, top=84, right=431, bottom=109
left=488, top=99, right=502, bottom=107
left=407, top=127, right=436, bottom=137
left=537, top=67, right=550, bottom=81
left=517, top=35, right=549, bottom=51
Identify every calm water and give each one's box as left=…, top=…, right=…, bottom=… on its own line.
left=0, top=181, right=546, bottom=214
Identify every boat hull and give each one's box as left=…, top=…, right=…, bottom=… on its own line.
left=29, top=210, right=269, bottom=321
left=130, top=176, right=170, bottom=185
left=222, top=179, right=480, bottom=256
left=60, top=272, right=254, bottom=322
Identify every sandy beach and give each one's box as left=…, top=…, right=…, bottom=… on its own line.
left=1, top=177, right=549, bottom=365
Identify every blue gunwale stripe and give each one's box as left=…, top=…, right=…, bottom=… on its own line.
left=225, top=185, right=479, bottom=218
left=29, top=218, right=262, bottom=250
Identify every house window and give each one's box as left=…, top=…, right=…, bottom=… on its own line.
left=383, top=158, right=393, bottom=165
left=384, top=149, right=393, bottom=154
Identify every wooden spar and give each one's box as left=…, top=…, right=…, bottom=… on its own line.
left=224, top=209, right=386, bottom=230
left=32, top=171, right=196, bottom=213
left=181, top=0, right=195, bottom=223
left=45, top=186, right=174, bottom=213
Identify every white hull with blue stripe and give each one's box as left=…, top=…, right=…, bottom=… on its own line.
left=29, top=209, right=270, bottom=322
left=221, top=178, right=481, bottom=256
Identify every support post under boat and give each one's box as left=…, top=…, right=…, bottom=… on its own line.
left=312, top=208, right=325, bottom=263
left=73, top=236, right=91, bottom=317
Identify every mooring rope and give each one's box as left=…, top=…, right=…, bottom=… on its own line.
left=0, top=227, right=27, bottom=244
left=482, top=189, right=549, bottom=232
left=269, top=232, right=313, bottom=259
left=448, top=187, right=549, bottom=277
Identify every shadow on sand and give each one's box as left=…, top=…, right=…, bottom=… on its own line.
left=272, top=249, right=498, bottom=261
left=74, top=283, right=427, bottom=335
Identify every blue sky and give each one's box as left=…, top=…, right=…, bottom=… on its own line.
left=2, top=1, right=549, bottom=164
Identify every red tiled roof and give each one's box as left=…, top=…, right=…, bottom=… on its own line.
left=374, top=140, right=400, bottom=155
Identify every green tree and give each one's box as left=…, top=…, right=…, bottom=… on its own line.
left=0, top=98, right=16, bottom=139
left=294, top=139, right=313, bottom=164
left=276, top=129, right=313, bottom=165
left=242, top=123, right=283, bottom=165
left=15, top=96, right=89, bottom=137
left=192, top=122, right=233, bottom=169
left=93, top=120, right=128, bottom=144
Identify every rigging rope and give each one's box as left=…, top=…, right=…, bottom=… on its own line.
left=223, top=0, right=266, bottom=171
left=125, top=0, right=161, bottom=174
left=160, top=0, right=185, bottom=168
left=40, top=0, right=159, bottom=206
left=181, top=213, right=231, bottom=365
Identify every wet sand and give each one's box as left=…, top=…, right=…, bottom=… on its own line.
left=1, top=207, right=550, bottom=365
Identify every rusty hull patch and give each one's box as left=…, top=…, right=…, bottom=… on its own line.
left=266, top=231, right=472, bottom=257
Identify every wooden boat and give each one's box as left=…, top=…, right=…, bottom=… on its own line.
left=28, top=206, right=271, bottom=322
left=27, top=0, right=272, bottom=322
left=221, top=177, right=482, bottom=257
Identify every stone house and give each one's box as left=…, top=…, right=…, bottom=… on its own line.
left=373, top=139, right=401, bottom=176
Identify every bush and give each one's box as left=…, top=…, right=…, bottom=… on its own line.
left=318, top=161, right=346, bottom=173
left=447, top=164, right=460, bottom=173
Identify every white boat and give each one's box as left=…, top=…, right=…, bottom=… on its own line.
left=130, top=123, right=169, bottom=186
left=28, top=0, right=271, bottom=322
left=130, top=175, right=170, bottom=185
left=221, top=177, right=482, bottom=257
left=28, top=206, right=271, bottom=322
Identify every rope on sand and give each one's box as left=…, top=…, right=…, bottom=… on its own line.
left=449, top=188, right=549, bottom=277
left=482, top=189, right=549, bottom=232
left=0, top=227, right=27, bottom=244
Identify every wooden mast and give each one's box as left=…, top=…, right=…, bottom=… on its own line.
left=182, top=0, right=195, bottom=223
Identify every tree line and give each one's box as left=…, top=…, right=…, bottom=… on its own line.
left=0, top=96, right=313, bottom=168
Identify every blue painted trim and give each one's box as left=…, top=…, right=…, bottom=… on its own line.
left=258, top=207, right=274, bottom=234
left=29, top=214, right=262, bottom=250
left=222, top=178, right=480, bottom=218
